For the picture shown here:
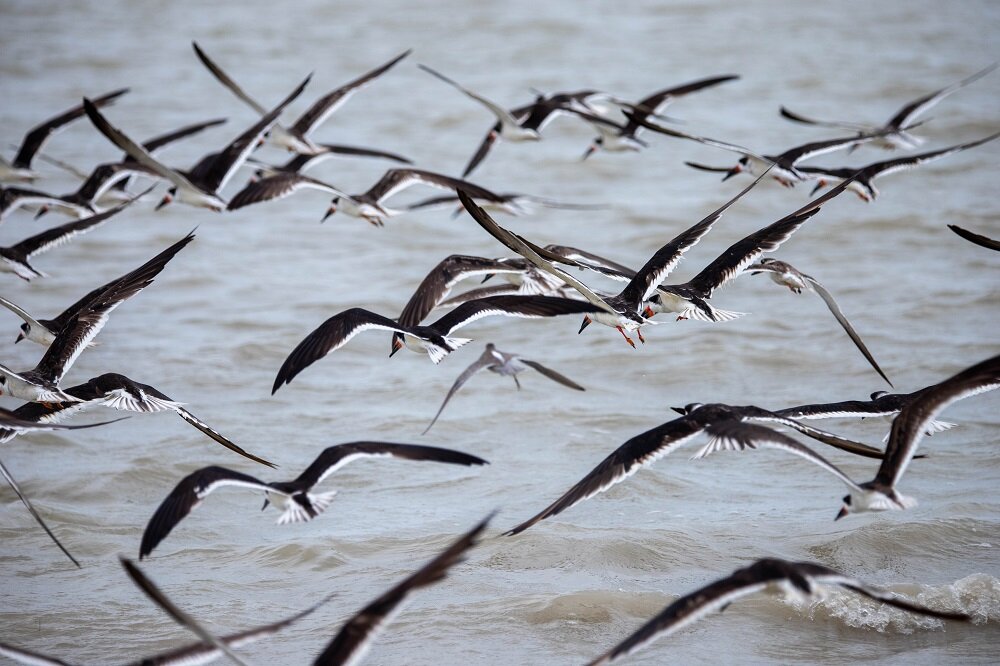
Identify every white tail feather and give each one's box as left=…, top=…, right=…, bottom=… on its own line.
left=276, top=491, right=338, bottom=525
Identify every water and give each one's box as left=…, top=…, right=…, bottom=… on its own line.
left=1, top=0, right=999, bottom=663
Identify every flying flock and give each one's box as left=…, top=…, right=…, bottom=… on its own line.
left=0, top=42, right=998, bottom=664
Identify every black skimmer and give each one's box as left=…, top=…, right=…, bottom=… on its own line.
left=0, top=196, right=134, bottom=281
left=138, top=442, right=487, bottom=558
left=83, top=74, right=310, bottom=211
left=4, top=372, right=275, bottom=466
left=581, top=74, right=739, bottom=158
left=318, top=168, right=508, bottom=226
left=0, top=225, right=187, bottom=402
left=459, top=170, right=770, bottom=344
left=678, top=131, right=879, bottom=187
left=458, top=89, right=622, bottom=177
left=798, top=132, right=1000, bottom=201
left=418, top=64, right=549, bottom=144
left=193, top=42, right=410, bottom=155
left=0, top=591, right=331, bottom=666
left=643, top=174, right=858, bottom=322
left=0, top=185, right=98, bottom=222
left=0, top=228, right=193, bottom=345
left=779, top=62, right=998, bottom=151
left=37, top=118, right=230, bottom=216
left=119, top=557, right=251, bottom=666
left=422, top=342, right=584, bottom=434
left=745, top=257, right=891, bottom=385
left=505, top=402, right=881, bottom=536
left=272, top=294, right=604, bottom=392
left=948, top=224, right=1000, bottom=251
left=314, top=514, right=490, bottom=666
left=0, top=88, right=128, bottom=183
left=403, top=191, right=610, bottom=217
left=0, top=409, right=126, bottom=568
left=388, top=254, right=569, bottom=354
left=587, top=558, right=969, bottom=665
left=835, top=354, right=1000, bottom=519
left=775, top=389, right=957, bottom=439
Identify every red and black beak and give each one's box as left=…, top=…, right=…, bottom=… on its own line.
left=834, top=506, right=849, bottom=521
left=155, top=193, right=173, bottom=211
left=721, top=163, right=742, bottom=181
left=581, top=144, right=597, bottom=161
left=578, top=315, right=592, bottom=334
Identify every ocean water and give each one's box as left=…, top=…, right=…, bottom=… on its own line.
left=1, top=0, right=998, bottom=663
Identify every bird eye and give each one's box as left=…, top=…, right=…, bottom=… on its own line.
left=842, top=495, right=851, bottom=505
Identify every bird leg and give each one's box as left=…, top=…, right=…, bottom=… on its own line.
left=617, top=326, right=636, bottom=348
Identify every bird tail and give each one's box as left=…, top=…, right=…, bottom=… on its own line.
left=426, top=337, right=473, bottom=364
left=276, top=491, right=338, bottom=525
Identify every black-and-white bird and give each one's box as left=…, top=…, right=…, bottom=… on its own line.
left=0, top=228, right=193, bottom=345
left=313, top=514, right=490, bottom=666
left=745, top=257, right=891, bottom=385
left=3, top=372, right=275, bottom=466
left=799, top=132, right=1000, bottom=201
left=0, top=591, right=330, bottom=666
left=0, top=88, right=128, bottom=183
left=775, top=388, right=957, bottom=439
left=458, top=176, right=765, bottom=345
left=83, top=74, right=310, bottom=211
left=505, top=402, right=881, bottom=536
left=0, top=184, right=98, bottom=222
left=119, top=557, right=251, bottom=666
left=643, top=175, right=857, bottom=322
left=272, top=294, right=605, bottom=392
left=0, top=196, right=138, bottom=279
left=458, top=89, right=620, bottom=177
left=778, top=62, right=998, bottom=150
left=587, top=557, right=969, bottom=666
left=403, top=191, right=609, bottom=217
left=948, top=224, right=1000, bottom=251
left=0, top=227, right=186, bottom=401
left=193, top=42, right=410, bottom=155
left=835, top=354, right=1000, bottom=519
left=318, top=168, right=508, bottom=226
left=139, top=442, right=488, bottom=558
left=423, top=342, right=584, bottom=434
left=0, top=409, right=126, bottom=568
left=581, top=74, right=739, bottom=158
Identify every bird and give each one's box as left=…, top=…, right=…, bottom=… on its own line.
left=312, top=515, right=491, bottom=665
left=0, top=409, right=127, bottom=568
left=587, top=557, right=969, bottom=665
left=948, top=224, right=1000, bottom=251
left=642, top=174, right=858, bottom=322
left=581, top=74, right=739, bottom=158
left=0, top=88, right=128, bottom=183
left=1, top=372, right=276, bottom=466
left=505, top=402, right=882, bottom=536
left=193, top=42, right=410, bottom=155
left=30, top=118, right=229, bottom=216
left=0, top=184, right=98, bottom=222
left=83, top=73, right=311, bottom=211
left=835, top=354, right=1000, bottom=519
left=138, top=442, right=488, bottom=558
left=459, top=174, right=781, bottom=344
left=403, top=191, right=610, bottom=217
left=119, top=557, right=251, bottom=666
left=745, top=257, right=891, bottom=385
left=775, top=389, right=958, bottom=439
left=273, top=294, right=605, bottom=392
left=318, top=168, right=509, bottom=226
left=417, top=64, right=550, bottom=144
left=457, top=88, right=622, bottom=177
left=0, top=591, right=331, bottom=666
left=797, top=132, right=1000, bottom=201
left=0, top=228, right=194, bottom=345
left=0, top=223, right=185, bottom=402
left=778, top=62, right=998, bottom=150
left=388, top=254, right=571, bottom=355
left=422, top=342, right=585, bottom=434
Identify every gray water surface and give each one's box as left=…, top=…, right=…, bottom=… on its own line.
left=1, top=1, right=999, bottom=664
